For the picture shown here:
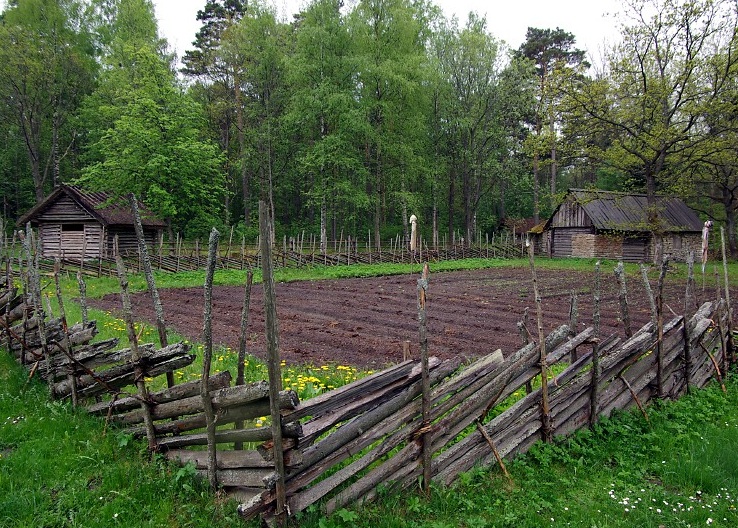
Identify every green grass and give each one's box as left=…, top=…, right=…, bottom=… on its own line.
left=294, top=375, right=738, bottom=528
left=3, top=347, right=737, bottom=527
left=0, top=352, right=243, bottom=528
left=3, top=257, right=738, bottom=527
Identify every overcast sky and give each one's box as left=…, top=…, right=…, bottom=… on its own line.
left=153, top=0, right=623, bottom=64
left=0, top=0, right=623, bottom=62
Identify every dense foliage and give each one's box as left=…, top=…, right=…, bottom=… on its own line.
left=2, top=0, right=738, bottom=252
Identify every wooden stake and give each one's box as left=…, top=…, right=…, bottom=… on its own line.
left=517, top=307, right=533, bottom=394
left=202, top=228, right=220, bottom=488
left=475, top=421, right=512, bottom=484
left=130, top=195, right=173, bottom=387
left=115, top=255, right=156, bottom=451
left=589, top=260, right=601, bottom=427
left=569, top=290, right=579, bottom=360
left=684, top=252, right=695, bottom=393
left=77, top=272, right=88, bottom=327
left=656, top=259, right=668, bottom=399
left=700, top=342, right=727, bottom=394
left=720, top=227, right=734, bottom=362
left=614, top=262, right=632, bottom=337
left=417, top=262, right=431, bottom=494
left=259, top=200, right=287, bottom=525
left=54, top=259, right=77, bottom=407
left=619, top=374, right=649, bottom=423
left=402, top=340, right=411, bottom=361
left=640, top=264, right=657, bottom=326
left=235, top=269, right=254, bottom=451
left=528, top=242, right=551, bottom=443
left=22, top=226, right=53, bottom=398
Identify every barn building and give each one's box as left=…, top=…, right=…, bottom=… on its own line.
left=16, top=184, right=165, bottom=260
left=538, top=189, right=703, bottom=263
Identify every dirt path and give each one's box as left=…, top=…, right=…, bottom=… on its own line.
left=89, top=266, right=733, bottom=369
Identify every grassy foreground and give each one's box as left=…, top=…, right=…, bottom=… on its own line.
left=2, top=258, right=738, bottom=526
left=1, top=349, right=737, bottom=527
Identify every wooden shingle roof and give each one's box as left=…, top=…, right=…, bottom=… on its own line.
left=553, top=189, right=703, bottom=233
left=17, top=184, right=166, bottom=228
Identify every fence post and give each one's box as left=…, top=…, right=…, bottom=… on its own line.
left=614, top=262, right=632, bottom=337
left=235, top=269, right=254, bottom=451
left=54, top=259, right=78, bottom=407
left=569, top=290, right=579, bottom=360
left=202, top=228, right=220, bottom=488
left=130, top=194, right=173, bottom=388
left=589, top=260, right=601, bottom=427
left=640, top=264, right=657, bottom=327
left=259, top=201, right=287, bottom=525
left=528, top=241, right=552, bottom=442
left=720, top=227, right=734, bottom=363
left=115, top=255, right=156, bottom=451
left=684, top=252, right=695, bottom=393
left=656, top=259, right=668, bottom=398
left=417, top=263, right=431, bottom=494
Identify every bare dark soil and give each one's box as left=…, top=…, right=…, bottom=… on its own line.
left=89, top=266, right=734, bottom=369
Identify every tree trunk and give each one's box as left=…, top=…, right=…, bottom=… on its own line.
left=550, top=115, right=557, bottom=205
left=722, top=184, right=738, bottom=258
left=532, top=150, right=540, bottom=225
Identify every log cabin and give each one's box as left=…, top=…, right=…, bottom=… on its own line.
left=16, top=185, right=165, bottom=260
left=536, top=189, right=703, bottom=263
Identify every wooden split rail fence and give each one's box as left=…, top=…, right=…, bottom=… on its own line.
left=21, top=234, right=525, bottom=277
left=1, top=264, right=733, bottom=525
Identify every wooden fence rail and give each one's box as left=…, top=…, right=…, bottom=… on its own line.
left=0, top=255, right=733, bottom=525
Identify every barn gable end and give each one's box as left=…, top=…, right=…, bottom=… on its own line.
left=16, top=185, right=165, bottom=260
left=541, top=189, right=703, bottom=263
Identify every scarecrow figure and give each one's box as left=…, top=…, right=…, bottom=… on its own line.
left=701, top=220, right=713, bottom=273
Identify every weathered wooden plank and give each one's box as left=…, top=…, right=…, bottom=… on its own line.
left=57, top=353, right=195, bottom=399
left=52, top=343, right=191, bottom=397
left=117, top=389, right=297, bottom=426
left=86, top=371, right=232, bottom=416
left=196, top=468, right=274, bottom=488
left=165, top=449, right=275, bottom=469
left=156, top=422, right=302, bottom=449
left=286, top=361, right=420, bottom=422
left=297, top=357, right=442, bottom=447
left=281, top=358, right=461, bottom=513
left=297, top=359, right=458, bottom=474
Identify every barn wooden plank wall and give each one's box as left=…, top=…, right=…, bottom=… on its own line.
left=1, top=251, right=733, bottom=525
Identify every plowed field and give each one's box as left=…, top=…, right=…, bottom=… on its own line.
left=90, top=266, right=734, bottom=368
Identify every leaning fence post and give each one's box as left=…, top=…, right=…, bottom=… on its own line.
left=259, top=201, right=287, bottom=526
left=77, top=271, right=88, bottom=327
left=22, top=226, right=53, bottom=398
left=54, top=259, right=78, bottom=407
left=517, top=307, right=533, bottom=394
left=614, top=262, right=632, bottom=337
left=528, top=241, right=552, bottom=442
left=589, top=260, right=601, bottom=427
left=115, top=255, right=157, bottom=451
left=684, top=252, right=695, bottom=393
left=640, top=264, right=657, bottom=327
left=569, top=290, right=579, bottom=360
left=235, top=268, right=254, bottom=451
left=720, top=227, right=734, bottom=362
left=130, top=194, right=173, bottom=387
left=656, top=259, right=668, bottom=399
left=202, top=228, right=220, bottom=488
left=417, top=262, right=431, bottom=495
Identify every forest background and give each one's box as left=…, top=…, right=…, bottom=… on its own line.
left=3, top=0, right=738, bottom=255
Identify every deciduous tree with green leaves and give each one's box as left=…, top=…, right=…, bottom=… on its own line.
left=77, top=0, right=225, bottom=237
